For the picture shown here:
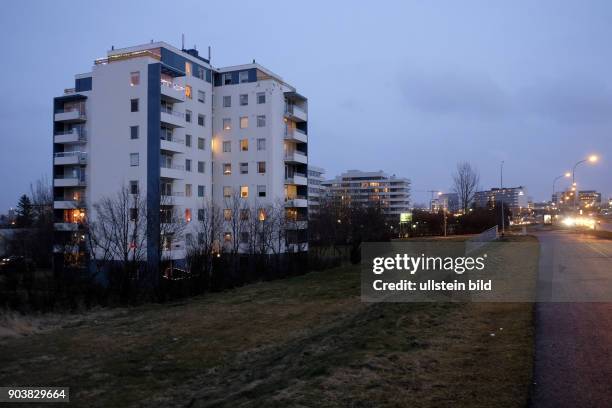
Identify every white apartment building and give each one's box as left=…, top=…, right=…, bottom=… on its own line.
left=322, top=170, right=411, bottom=218
left=53, top=41, right=308, bottom=268
left=307, top=165, right=326, bottom=215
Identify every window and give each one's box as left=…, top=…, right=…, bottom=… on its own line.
left=130, top=71, right=140, bottom=86
left=257, top=138, right=266, bottom=151
left=240, top=94, right=248, bottom=106
left=258, top=208, right=266, bottom=221
left=223, top=95, right=231, bottom=107
left=197, top=90, right=205, bottom=103
left=198, top=185, right=205, bottom=197
left=240, top=139, right=248, bottom=151
left=185, top=134, right=192, bottom=147
left=130, top=180, right=139, bottom=195
left=240, top=209, right=250, bottom=220
left=185, top=184, right=192, bottom=197
left=240, top=231, right=249, bottom=244
left=198, top=137, right=205, bottom=150
left=257, top=161, right=266, bottom=174
left=239, top=71, right=249, bottom=83
left=197, top=209, right=204, bottom=221
left=224, top=209, right=232, bottom=221
left=185, top=159, right=192, bottom=172
left=224, top=232, right=232, bottom=242
left=257, top=92, right=266, bottom=104
left=130, top=126, right=139, bottom=140
left=185, top=61, right=192, bottom=76
left=240, top=186, right=249, bottom=198
left=257, top=115, right=266, bottom=127
left=130, top=153, right=139, bottom=166
left=185, top=208, right=192, bottom=223
left=130, top=208, right=138, bottom=221
left=198, top=114, right=205, bottom=127
left=223, top=118, right=231, bottom=130
left=198, top=161, right=205, bottom=173
left=222, top=141, right=231, bottom=152
left=223, top=186, right=232, bottom=198
left=185, top=233, right=193, bottom=246
left=240, top=162, right=248, bottom=174
left=240, top=116, right=248, bottom=129
left=257, top=185, right=266, bottom=198
left=185, top=110, right=192, bottom=123
left=223, top=163, right=231, bottom=175
left=130, top=99, right=139, bottom=112
left=222, top=73, right=232, bottom=85
left=185, top=85, right=192, bottom=99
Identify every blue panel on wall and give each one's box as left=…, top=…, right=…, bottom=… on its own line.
left=147, top=64, right=161, bottom=271
left=75, top=77, right=92, bottom=92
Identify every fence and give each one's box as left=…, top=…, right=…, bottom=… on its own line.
left=465, top=225, right=498, bottom=254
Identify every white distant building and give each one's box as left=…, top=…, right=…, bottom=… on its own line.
left=473, top=187, right=528, bottom=213
left=322, top=170, right=411, bottom=218
left=52, top=41, right=309, bottom=267
left=307, top=166, right=326, bottom=215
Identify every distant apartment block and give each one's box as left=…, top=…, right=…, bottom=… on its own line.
left=432, top=192, right=459, bottom=213
left=577, top=190, right=602, bottom=209
left=307, top=165, right=326, bottom=215
left=473, top=186, right=528, bottom=213
left=322, top=170, right=411, bottom=218
left=52, top=41, right=309, bottom=267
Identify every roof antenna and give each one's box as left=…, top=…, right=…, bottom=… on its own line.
left=208, top=46, right=211, bottom=61
left=181, top=33, right=185, bottom=50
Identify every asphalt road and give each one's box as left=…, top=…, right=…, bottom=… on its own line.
left=530, top=230, right=612, bottom=408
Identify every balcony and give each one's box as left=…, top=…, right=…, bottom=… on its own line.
left=160, top=135, right=185, bottom=153
left=161, top=192, right=185, bottom=206
left=54, top=222, right=79, bottom=231
left=284, top=104, right=307, bottom=122
left=160, top=107, right=184, bottom=128
left=284, top=127, right=308, bottom=143
left=54, top=174, right=86, bottom=187
left=284, top=151, right=308, bottom=164
left=160, top=79, right=185, bottom=103
left=54, top=109, right=86, bottom=123
left=54, top=129, right=86, bottom=144
left=54, top=197, right=85, bottom=209
left=160, top=164, right=185, bottom=179
left=286, top=220, right=308, bottom=230
left=54, top=151, right=87, bottom=165
left=285, top=196, right=308, bottom=208
left=285, top=173, right=308, bottom=186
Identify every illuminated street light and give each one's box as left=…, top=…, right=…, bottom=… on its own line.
left=552, top=172, right=571, bottom=206
left=572, top=154, right=600, bottom=210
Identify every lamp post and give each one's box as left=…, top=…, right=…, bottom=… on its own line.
left=552, top=172, right=571, bottom=205
left=500, top=161, right=505, bottom=235
left=572, top=155, right=598, bottom=210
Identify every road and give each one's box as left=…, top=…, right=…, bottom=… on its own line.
left=530, top=230, right=612, bottom=408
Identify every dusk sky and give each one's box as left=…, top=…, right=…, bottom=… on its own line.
left=1, top=0, right=611, bottom=211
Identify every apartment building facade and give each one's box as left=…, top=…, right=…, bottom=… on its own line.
left=307, top=165, right=326, bottom=215
left=52, top=41, right=308, bottom=268
left=473, top=186, right=528, bottom=213
left=322, top=170, right=411, bottom=218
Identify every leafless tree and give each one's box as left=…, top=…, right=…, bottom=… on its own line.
left=452, top=161, right=480, bottom=213
left=158, top=195, right=186, bottom=268
left=186, top=200, right=222, bottom=282
left=223, top=192, right=249, bottom=255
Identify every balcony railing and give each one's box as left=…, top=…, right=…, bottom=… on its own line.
left=160, top=163, right=185, bottom=171
left=54, top=151, right=87, bottom=160
left=54, top=129, right=87, bottom=140
left=161, top=106, right=185, bottom=119
left=160, top=79, right=185, bottom=91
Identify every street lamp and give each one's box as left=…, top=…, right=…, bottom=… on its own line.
left=552, top=172, right=571, bottom=205
left=572, top=155, right=599, bottom=210
left=500, top=161, right=505, bottom=235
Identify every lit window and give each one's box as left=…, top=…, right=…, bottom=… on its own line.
left=257, top=115, right=266, bottom=127
left=197, top=90, right=205, bottom=103
left=222, top=141, right=231, bottom=152
left=258, top=161, right=266, bottom=174
left=258, top=208, right=266, bottom=221
left=223, top=118, right=231, bottom=130
left=240, top=94, right=248, bottom=106
left=240, top=139, right=248, bottom=151
left=240, top=162, right=248, bottom=174
left=257, top=185, right=266, bottom=198
left=240, top=116, right=248, bottom=129
left=130, top=153, right=139, bottom=166
left=224, top=209, right=232, bottom=220
left=224, top=232, right=232, bottom=242
left=130, top=71, right=140, bottom=86
left=257, top=138, right=266, bottom=151
left=239, top=71, right=249, bottom=83
left=240, top=186, right=249, bottom=198
left=185, top=208, right=192, bottom=223
left=223, top=186, right=232, bottom=198
left=223, top=163, right=231, bottom=175
left=198, top=137, right=205, bottom=150
left=185, top=62, right=192, bottom=76
left=257, top=92, right=266, bottom=104
left=185, top=85, right=192, bottom=99
left=223, top=96, right=231, bottom=107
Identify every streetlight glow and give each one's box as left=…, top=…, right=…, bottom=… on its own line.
left=588, top=155, right=598, bottom=163
left=564, top=172, right=571, bottom=178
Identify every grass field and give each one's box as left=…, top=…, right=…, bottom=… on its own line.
left=0, top=236, right=539, bottom=407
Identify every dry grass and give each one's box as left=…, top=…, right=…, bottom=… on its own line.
left=0, top=236, right=538, bottom=407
